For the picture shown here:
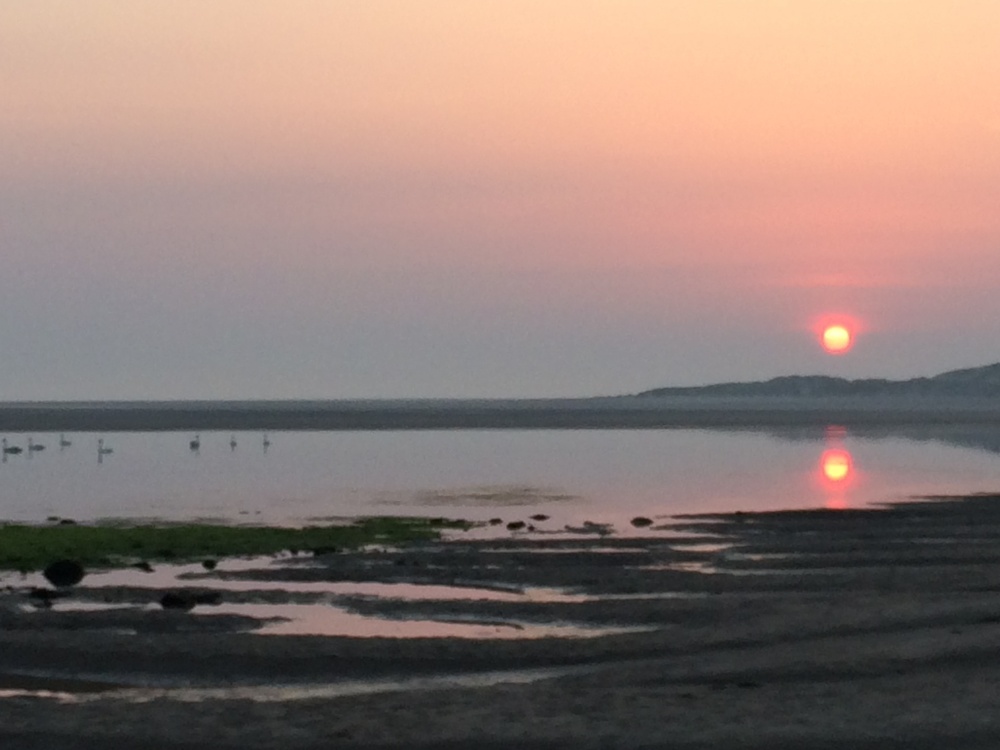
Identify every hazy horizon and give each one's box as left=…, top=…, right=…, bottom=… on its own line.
left=4, top=3, right=999, bottom=400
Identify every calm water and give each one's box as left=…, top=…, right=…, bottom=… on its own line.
left=1, top=429, right=999, bottom=530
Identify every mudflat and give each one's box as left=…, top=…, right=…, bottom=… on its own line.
left=4, top=495, right=1000, bottom=747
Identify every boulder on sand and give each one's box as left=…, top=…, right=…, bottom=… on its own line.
left=43, top=559, right=85, bottom=588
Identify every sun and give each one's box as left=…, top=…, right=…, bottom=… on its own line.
left=821, top=324, right=853, bottom=354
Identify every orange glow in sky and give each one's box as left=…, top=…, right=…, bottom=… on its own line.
left=2, top=2, right=1000, bottom=398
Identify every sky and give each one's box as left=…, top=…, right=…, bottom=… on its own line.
left=3, top=1, right=1000, bottom=399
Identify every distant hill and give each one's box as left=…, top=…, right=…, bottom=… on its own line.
left=637, top=363, right=1000, bottom=398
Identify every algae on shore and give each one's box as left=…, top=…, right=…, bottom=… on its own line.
left=0, top=516, right=471, bottom=571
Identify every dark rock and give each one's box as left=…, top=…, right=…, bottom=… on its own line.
left=43, top=560, right=85, bottom=588
left=631, top=516, right=654, bottom=528
left=506, top=521, right=526, bottom=531
left=311, top=546, right=338, bottom=556
left=529, top=514, right=550, bottom=521
left=201, top=559, right=217, bottom=571
left=133, top=561, right=154, bottom=573
left=58, top=518, right=77, bottom=525
left=489, top=518, right=503, bottom=526
left=160, top=592, right=196, bottom=611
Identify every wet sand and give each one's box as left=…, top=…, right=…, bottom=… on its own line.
left=4, top=495, right=1000, bottom=747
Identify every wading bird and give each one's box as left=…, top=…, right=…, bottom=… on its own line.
left=97, top=438, right=113, bottom=463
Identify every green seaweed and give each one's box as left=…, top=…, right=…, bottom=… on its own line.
left=0, top=517, right=472, bottom=571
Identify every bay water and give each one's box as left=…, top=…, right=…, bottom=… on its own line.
left=1, top=428, right=999, bottom=531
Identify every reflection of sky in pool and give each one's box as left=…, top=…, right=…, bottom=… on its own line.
left=1, top=428, right=1000, bottom=527
left=2, top=558, right=655, bottom=640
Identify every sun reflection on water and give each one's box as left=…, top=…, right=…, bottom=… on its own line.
left=819, top=426, right=857, bottom=509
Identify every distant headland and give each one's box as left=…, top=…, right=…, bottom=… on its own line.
left=637, top=362, right=1000, bottom=398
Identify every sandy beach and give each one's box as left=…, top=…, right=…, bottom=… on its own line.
left=4, top=494, right=1000, bottom=747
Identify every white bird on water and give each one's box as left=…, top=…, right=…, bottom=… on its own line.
left=97, top=438, right=113, bottom=463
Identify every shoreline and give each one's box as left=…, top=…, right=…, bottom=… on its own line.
left=4, top=494, right=1000, bottom=747
left=4, top=396, right=1000, bottom=431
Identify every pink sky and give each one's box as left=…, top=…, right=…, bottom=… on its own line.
left=2, top=2, right=999, bottom=398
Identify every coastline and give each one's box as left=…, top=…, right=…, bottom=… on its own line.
left=4, top=396, right=1000, bottom=431
left=4, top=495, right=1000, bottom=747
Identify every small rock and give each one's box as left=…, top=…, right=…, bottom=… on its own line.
left=133, top=561, right=154, bottom=573
left=630, top=516, right=654, bottom=528
left=506, top=521, right=526, bottom=531
left=43, top=560, right=85, bottom=588
left=488, top=518, right=503, bottom=526
left=529, top=514, right=549, bottom=522
left=201, top=559, right=217, bottom=571
left=57, top=518, right=77, bottom=526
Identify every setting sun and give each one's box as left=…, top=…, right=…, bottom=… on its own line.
left=821, top=325, right=853, bottom=354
